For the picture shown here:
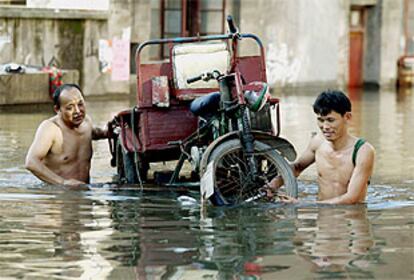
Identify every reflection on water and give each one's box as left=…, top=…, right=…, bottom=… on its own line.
left=0, top=185, right=412, bottom=279
left=294, top=206, right=375, bottom=276
left=0, top=88, right=413, bottom=279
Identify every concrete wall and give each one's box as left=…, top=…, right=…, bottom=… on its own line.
left=0, top=0, right=152, bottom=97
left=350, top=0, right=406, bottom=88
left=0, top=7, right=109, bottom=96
left=238, top=0, right=409, bottom=88
left=0, top=0, right=410, bottom=96
left=0, top=70, right=78, bottom=105
left=364, top=3, right=382, bottom=85
left=239, top=0, right=349, bottom=89
left=379, top=0, right=405, bottom=87
left=407, top=0, right=414, bottom=54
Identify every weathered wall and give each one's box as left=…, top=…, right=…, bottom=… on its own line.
left=239, top=0, right=349, bottom=89
left=0, top=1, right=152, bottom=97
left=0, top=70, right=78, bottom=105
left=239, top=0, right=409, bottom=88
left=129, top=0, right=152, bottom=96
left=364, top=4, right=382, bottom=85
left=0, top=7, right=109, bottom=96
left=379, top=0, right=405, bottom=87
left=0, top=0, right=409, bottom=96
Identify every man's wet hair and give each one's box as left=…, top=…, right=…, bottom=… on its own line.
left=313, top=90, right=351, bottom=116
left=52, top=84, right=83, bottom=109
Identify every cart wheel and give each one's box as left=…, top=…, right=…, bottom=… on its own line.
left=115, top=138, right=149, bottom=184
left=205, top=139, right=297, bottom=206
left=115, top=138, right=126, bottom=183
left=133, top=154, right=149, bottom=183
left=123, top=152, right=139, bottom=184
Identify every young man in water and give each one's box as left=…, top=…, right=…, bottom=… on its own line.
left=266, top=90, right=375, bottom=204
left=25, top=84, right=108, bottom=187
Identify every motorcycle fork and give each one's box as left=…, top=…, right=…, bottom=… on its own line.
left=219, top=73, right=258, bottom=181
left=218, top=75, right=232, bottom=135
left=240, top=106, right=258, bottom=180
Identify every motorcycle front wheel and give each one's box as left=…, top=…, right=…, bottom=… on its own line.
left=205, top=139, right=297, bottom=206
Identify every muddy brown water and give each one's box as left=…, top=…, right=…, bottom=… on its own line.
left=0, top=88, right=413, bottom=279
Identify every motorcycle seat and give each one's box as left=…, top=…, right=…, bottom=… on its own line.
left=189, top=91, right=221, bottom=119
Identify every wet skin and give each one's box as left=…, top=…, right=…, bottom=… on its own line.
left=268, top=111, right=375, bottom=204
left=25, top=87, right=107, bottom=188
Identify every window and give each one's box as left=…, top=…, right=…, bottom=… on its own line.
left=0, top=0, right=26, bottom=5
left=154, top=0, right=226, bottom=59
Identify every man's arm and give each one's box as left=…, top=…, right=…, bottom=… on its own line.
left=25, top=121, right=84, bottom=186
left=318, top=143, right=375, bottom=205
left=267, top=134, right=320, bottom=190
left=92, top=126, right=108, bottom=140
left=87, top=115, right=108, bottom=140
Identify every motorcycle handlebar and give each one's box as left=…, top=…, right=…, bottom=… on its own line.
left=227, top=15, right=238, bottom=34
left=187, top=75, right=203, bottom=84
left=187, top=71, right=222, bottom=84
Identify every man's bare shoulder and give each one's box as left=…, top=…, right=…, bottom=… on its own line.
left=309, top=133, right=325, bottom=151
left=358, top=141, right=376, bottom=162
left=37, top=117, right=60, bottom=134
left=84, top=114, right=93, bottom=123
left=32, top=118, right=63, bottom=144
left=83, top=114, right=94, bottom=129
left=362, top=141, right=375, bottom=152
left=27, top=117, right=62, bottom=158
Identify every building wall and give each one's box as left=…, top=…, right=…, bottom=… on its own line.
left=379, top=0, right=405, bottom=87
left=0, top=0, right=410, bottom=97
left=364, top=3, right=382, bottom=85
left=0, top=7, right=108, bottom=96
left=239, top=0, right=409, bottom=88
left=406, top=0, right=414, bottom=54
left=0, top=0, right=152, bottom=96
left=349, top=0, right=406, bottom=88
left=239, top=0, right=349, bottom=89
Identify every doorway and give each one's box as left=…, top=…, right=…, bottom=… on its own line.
left=349, top=7, right=366, bottom=87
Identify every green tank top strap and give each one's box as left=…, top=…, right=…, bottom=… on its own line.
left=352, top=138, right=366, bottom=166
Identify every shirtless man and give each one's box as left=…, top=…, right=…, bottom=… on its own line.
left=266, top=90, right=375, bottom=204
left=25, top=84, right=108, bottom=187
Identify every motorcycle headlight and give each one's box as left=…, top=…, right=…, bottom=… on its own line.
left=243, top=81, right=269, bottom=112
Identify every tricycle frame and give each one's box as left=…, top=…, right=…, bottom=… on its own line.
left=108, top=27, right=293, bottom=189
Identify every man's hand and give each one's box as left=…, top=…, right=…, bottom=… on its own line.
left=260, top=183, right=298, bottom=204
left=92, top=124, right=109, bottom=140
left=260, top=176, right=283, bottom=199
left=259, top=184, right=273, bottom=199
left=277, top=193, right=298, bottom=203
left=63, top=179, right=85, bottom=186
left=62, top=179, right=89, bottom=190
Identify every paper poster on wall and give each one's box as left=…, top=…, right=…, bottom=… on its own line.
left=99, top=39, right=112, bottom=73
left=111, top=39, right=130, bottom=81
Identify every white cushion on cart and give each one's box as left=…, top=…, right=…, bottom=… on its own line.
left=172, top=42, right=230, bottom=89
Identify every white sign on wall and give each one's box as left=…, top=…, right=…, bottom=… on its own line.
left=111, top=39, right=130, bottom=81
left=98, top=38, right=130, bottom=81
left=98, top=39, right=112, bottom=73
left=27, top=0, right=109, bottom=11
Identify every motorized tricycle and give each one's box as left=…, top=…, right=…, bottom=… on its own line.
left=107, top=16, right=298, bottom=206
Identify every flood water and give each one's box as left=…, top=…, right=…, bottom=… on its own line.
left=0, top=87, right=413, bottom=279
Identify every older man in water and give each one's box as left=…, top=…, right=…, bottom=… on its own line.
left=266, top=90, right=375, bottom=204
left=25, top=84, right=108, bottom=187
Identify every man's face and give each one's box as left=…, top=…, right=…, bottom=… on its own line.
left=55, top=88, right=86, bottom=128
left=316, top=111, right=351, bottom=141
